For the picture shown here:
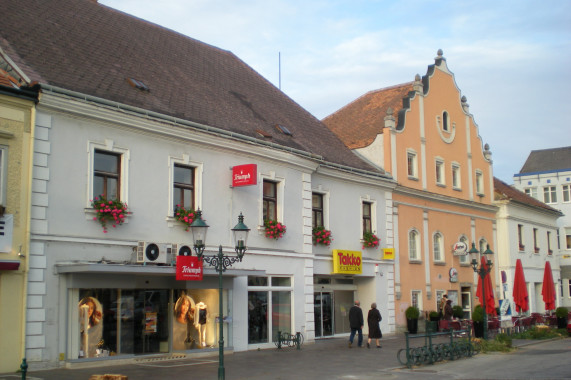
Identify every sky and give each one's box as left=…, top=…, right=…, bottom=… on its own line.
left=100, top=0, right=571, bottom=183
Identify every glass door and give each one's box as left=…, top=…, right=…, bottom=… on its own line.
left=314, top=292, right=333, bottom=337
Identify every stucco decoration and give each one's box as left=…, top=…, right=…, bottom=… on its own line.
left=436, top=115, right=456, bottom=143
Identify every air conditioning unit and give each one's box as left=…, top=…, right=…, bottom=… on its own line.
left=135, top=242, right=170, bottom=264
left=176, top=243, right=193, bottom=257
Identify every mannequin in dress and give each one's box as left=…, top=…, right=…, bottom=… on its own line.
left=194, top=302, right=208, bottom=347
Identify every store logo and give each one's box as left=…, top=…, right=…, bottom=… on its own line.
left=176, top=255, right=203, bottom=281
left=332, top=250, right=362, bottom=275
left=232, top=164, right=257, bottom=187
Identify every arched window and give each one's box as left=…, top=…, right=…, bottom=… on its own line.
left=433, top=233, right=443, bottom=262
left=442, top=111, right=450, bottom=132
left=459, top=236, right=468, bottom=264
left=479, top=238, right=487, bottom=254
left=409, top=230, right=420, bottom=260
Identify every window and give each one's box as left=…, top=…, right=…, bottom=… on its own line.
left=547, top=231, right=553, bottom=255
left=435, top=290, right=446, bottom=311
left=442, top=111, right=450, bottom=132
left=407, top=151, right=418, bottom=178
left=479, top=238, right=487, bottom=254
left=0, top=147, right=6, bottom=206
left=94, top=149, right=120, bottom=199
left=409, top=229, right=420, bottom=260
left=362, top=201, right=372, bottom=234
left=566, top=230, right=571, bottom=250
left=525, top=187, right=538, bottom=199
left=312, top=193, right=324, bottom=228
left=263, top=180, right=277, bottom=222
left=433, top=233, right=443, bottom=262
left=543, top=186, right=557, bottom=204
left=563, top=185, right=570, bottom=203
left=411, top=290, right=422, bottom=311
left=568, top=279, right=571, bottom=298
left=173, top=164, right=195, bottom=211
left=475, top=170, right=484, bottom=195
left=452, top=164, right=461, bottom=189
left=533, top=228, right=539, bottom=253
left=435, top=159, right=444, bottom=185
left=518, top=224, right=525, bottom=251
left=459, top=236, right=468, bottom=264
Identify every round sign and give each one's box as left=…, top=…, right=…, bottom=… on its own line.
left=452, top=241, right=468, bottom=256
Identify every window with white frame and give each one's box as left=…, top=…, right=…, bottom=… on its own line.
left=173, top=164, right=195, bottom=211
left=362, top=201, right=373, bottom=234
left=0, top=147, right=6, bottom=206
left=263, top=180, right=278, bottom=222
left=435, top=159, right=445, bottom=186
left=407, top=150, right=418, bottom=179
left=533, top=228, right=539, bottom=253
left=88, top=141, right=129, bottom=204
left=475, top=170, right=484, bottom=195
left=459, top=236, right=468, bottom=264
left=411, top=290, right=422, bottom=311
left=563, top=184, right=570, bottom=203
left=452, top=163, right=461, bottom=189
left=312, top=193, right=324, bottom=228
left=409, top=229, right=420, bottom=260
left=436, top=290, right=446, bottom=311
left=543, top=186, right=557, bottom=204
left=518, top=224, right=525, bottom=250
left=566, top=229, right=571, bottom=250
left=547, top=231, right=553, bottom=255
left=433, top=232, right=444, bottom=262
left=524, top=187, right=538, bottom=199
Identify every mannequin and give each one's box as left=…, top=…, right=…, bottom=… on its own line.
left=194, top=302, right=208, bottom=347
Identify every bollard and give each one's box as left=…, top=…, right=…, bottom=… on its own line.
left=20, top=358, right=28, bottom=380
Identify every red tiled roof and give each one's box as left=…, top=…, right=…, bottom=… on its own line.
left=493, top=177, right=562, bottom=214
left=322, top=83, right=413, bottom=149
left=0, top=0, right=383, bottom=174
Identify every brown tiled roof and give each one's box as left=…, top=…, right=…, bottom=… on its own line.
left=0, top=0, right=383, bottom=174
left=322, top=83, right=413, bottom=149
left=518, top=146, right=571, bottom=174
left=493, top=177, right=562, bottom=214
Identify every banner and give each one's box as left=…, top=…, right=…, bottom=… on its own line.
left=332, top=250, right=362, bottom=274
left=176, top=255, right=203, bottom=281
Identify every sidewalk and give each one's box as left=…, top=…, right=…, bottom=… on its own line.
left=0, top=334, right=557, bottom=380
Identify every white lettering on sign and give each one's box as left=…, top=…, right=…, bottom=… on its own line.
left=181, top=266, right=201, bottom=274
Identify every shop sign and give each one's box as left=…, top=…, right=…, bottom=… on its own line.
left=232, top=164, right=257, bottom=187
left=332, top=250, right=362, bottom=274
left=382, top=248, right=395, bottom=260
left=449, top=267, right=458, bottom=283
left=452, top=241, right=468, bottom=256
left=176, top=255, right=203, bottom=281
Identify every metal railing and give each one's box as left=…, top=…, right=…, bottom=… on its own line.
left=275, top=331, right=304, bottom=350
left=397, top=322, right=478, bottom=368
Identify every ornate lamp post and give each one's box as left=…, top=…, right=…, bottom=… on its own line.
left=469, top=242, right=494, bottom=340
left=189, top=210, right=250, bottom=380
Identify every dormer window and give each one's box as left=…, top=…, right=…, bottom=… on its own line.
left=126, top=78, right=149, bottom=91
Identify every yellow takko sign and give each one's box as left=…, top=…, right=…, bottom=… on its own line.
left=332, top=250, right=362, bottom=274
left=383, top=248, right=395, bottom=260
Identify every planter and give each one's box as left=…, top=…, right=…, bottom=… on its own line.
left=473, top=321, right=484, bottom=338
left=429, top=315, right=441, bottom=332
left=557, top=317, right=568, bottom=329
left=407, top=318, right=418, bottom=334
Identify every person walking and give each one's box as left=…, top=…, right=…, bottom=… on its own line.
left=439, top=294, right=448, bottom=318
left=366, top=302, right=382, bottom=349
left=348, top=300, right=364, bottom=348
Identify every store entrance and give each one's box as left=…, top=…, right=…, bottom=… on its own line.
left=314, top=292, right=333, bottom=337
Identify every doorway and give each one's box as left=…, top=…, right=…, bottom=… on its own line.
left=314, top=292, right=333, bottom=337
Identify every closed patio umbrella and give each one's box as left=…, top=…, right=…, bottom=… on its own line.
left=476, top=256, right=496, bottom=315
left=512, top=259, right=529, bottom=314
left=541, top=261, right=556, bottom=311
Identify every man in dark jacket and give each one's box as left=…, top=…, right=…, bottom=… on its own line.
left=348, top=300, right=364, bottom=348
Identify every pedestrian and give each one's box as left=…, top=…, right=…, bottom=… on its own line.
left=348, top=300, right=364, bottom=348
left=443, top=299, right=453, bottom=321
left=439, top=294, right=448, bottom=318
left=366, top=302, right=382, bottom=349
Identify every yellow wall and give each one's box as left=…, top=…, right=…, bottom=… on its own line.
left=0, top=91, right=35, bottom=372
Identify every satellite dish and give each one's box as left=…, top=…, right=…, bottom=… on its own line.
left=145, top=243, right=160, bottom=261
left=179, top=245, right=192, bottom=256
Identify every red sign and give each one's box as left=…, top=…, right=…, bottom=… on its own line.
left=176, top=256, right=203, bottom=281
left=232, top=164, right=257, bottom=187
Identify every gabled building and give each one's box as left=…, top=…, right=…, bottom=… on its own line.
left=324, top=50, right=497, bottom=329
left=513, top=146, right=571, bottom=308
left=0, top=71, right=39, bottom=371
left=494, top=177, right=562, bottom=314
left=0, top=0, right=396, bottom=369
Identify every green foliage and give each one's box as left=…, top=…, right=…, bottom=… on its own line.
left=405, top=306, right=420, bottom=320
left=90, top=196, right=129, bottom=233
left=452, top=305, right=464, bottom=319
left=555, top=307, right=568, bottom=319
left=362, top=231, right=380, bottom=249
left=511, top=326, right=567, bottom=340
left=429, top=311, right=440, bottom=319
left=472, top=304, right=484, bottom=322
left=495, top=333, right=512, bottom=347
left=479, top=337, right=513, bottom=353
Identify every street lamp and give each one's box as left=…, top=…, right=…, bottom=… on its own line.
left=469, top=242, right=494, bottom=340
left=190, top=210, right=250, bottom=380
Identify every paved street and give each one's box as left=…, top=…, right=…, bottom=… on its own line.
left=1, top=335, right=569, bottom=380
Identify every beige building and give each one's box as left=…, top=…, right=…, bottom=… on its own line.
left=0, top=74, right=38, bottom=372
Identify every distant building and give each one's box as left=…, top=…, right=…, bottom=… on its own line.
left=513, top=146, right=571, bottom=308
left=324, top=50, right=497, bottom=329
left=494, top=177, right=562, bottom=314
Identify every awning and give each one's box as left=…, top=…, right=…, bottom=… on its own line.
left=0, top=260, right=20, bottom=271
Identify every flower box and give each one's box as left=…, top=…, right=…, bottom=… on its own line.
left=174, top=205, right=196, bottom=231
left=91, top=196, right=129, bottom=233
left=312, top=226, right=332, bottom=246
left=362, top=231, right=380, bottom=249
left=264, top=220, right=286, bottom=240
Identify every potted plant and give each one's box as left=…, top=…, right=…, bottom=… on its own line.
left=90, top=196, right=129, bottom=233
left=555, top=307, right=568, bottom=329
left=312, top=226, right=332, bottom=246
left=428, top=310, right=440, bottom=332
left=452, top=305, right=464, bottom=319
left=264, top=219, right=286, bottom=240
left=472, top=304, right=484, bottom=338
left=174, top=205, right=196, bottom=231
left=362, top=231, right=380, bottom=249
left=405, top=306, right=420, bottom=334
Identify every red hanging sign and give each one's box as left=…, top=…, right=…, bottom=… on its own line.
left=232, top=164, right=257, bottom=187
left=176, top=255, right=203, bottom=281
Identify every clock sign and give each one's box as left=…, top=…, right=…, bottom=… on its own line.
left=449, top=267, right=458, bottom=283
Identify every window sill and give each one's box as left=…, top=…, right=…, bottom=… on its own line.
left=408, top=176, right=419, bottom=181
left=453, top=187, right=462, bottom=192
left=433, top=261, right=446, bottom=266
left=409, top=259, right=422, bottom=264
left=476, top=192, right=485, bottom=197
left=436, top=183, right=446, bottom=188
left=459, top=262, right=471, bottom=267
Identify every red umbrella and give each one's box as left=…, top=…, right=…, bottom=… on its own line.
left=476, top=256, right=496, bottom=315
left=512, top=259, right=529, bottom=314
left=541, top=261, right=556, bottom=311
